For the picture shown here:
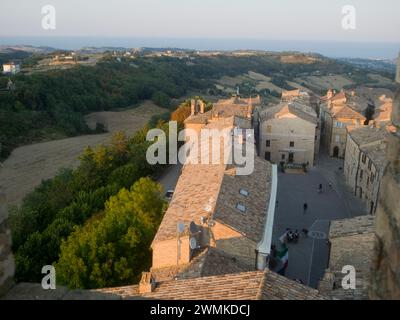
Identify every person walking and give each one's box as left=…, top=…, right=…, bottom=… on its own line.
left=303, top=202, right=308, bottom=214
left=318, top=183, right=322, bottom=193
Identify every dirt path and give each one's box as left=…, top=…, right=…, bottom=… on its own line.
left=0, top=101, right=166, bottom=215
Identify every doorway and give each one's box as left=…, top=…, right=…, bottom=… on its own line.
left=333, top=146, right=339, bottom=158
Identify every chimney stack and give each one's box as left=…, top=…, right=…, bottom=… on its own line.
left=139, top=272, right=156, bottom=294
left=190, top=99, right=196, bottom=116
left=199, top=100, right=205, bottom=114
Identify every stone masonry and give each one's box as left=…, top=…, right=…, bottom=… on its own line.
left=0, top=189, right=15, bottom=297
left=369, top=59, right=400, bottom=299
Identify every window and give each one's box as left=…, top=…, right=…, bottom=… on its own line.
left=361, top=153, right=366, bottom=164
left=360, top=170, right=363, bottom=180
left=289, top=141, right=294, bottom=147
left=239, top=188, right=249, bottom=197
left=265, top=152, right=271, bottom=161
left=335, top=135, right=340, bottom=143
left=266, top=140, right=270, bottom=147
left=281, top=154, right=285, bottom=160
left=368, top=159, right=372, bottom=170
left=288, top=152, right=294, bottom=163
left=371, top=173, right=375, bottom=183
left=236, top=203, right=246, bottom=213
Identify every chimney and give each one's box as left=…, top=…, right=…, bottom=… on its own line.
left=190, top=99, right=196, bottom=116
left=139, top=272, right=156, bottom=294
left=199, top=100, right=205, bottom=114
left=247, top=96, right=253, bottom=118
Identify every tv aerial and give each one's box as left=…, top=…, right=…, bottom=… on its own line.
left=177, top=222, right=185, bottom=234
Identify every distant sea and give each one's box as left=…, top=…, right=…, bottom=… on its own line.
left=0, top=37, right=399, bottom=59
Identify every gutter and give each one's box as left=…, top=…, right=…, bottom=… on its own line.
left=256, top=164, right=278, bottom=270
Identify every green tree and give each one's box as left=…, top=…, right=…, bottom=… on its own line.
left=55, top=177, right=165, bottom=289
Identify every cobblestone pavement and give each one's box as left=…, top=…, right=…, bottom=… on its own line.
left=272, top=152, right=367, bottom=288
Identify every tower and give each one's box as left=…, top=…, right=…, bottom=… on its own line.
left=369, top=53, right=400, bottom=299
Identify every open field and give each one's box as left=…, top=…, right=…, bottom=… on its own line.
left=216, top=71, right=285, bottom=94
left=0, top=101, right=166, bottom=212
left=294, top=75, right=354, bottom=90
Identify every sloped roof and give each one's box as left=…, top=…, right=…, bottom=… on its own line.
left=96, top=269, right=329, bottom=300
left=150, top=247, right=252, bottom=282
left=331, top=91, right=346, bottom=102
left=348, top=126, right=387, bottom=146
left=319, top=215, right=375, bottom=300
left=329, top=215, right=375, bottom=238
left=213, top=157, right=272, bottom=242
left=332, top=104, right=366, bottom=120
left=261, top=101, right=317, bottom=124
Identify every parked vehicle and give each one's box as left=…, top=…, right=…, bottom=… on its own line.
left=165, top=189, right=174, bottom=201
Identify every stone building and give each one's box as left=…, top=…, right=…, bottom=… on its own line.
left=151, top=114, right=277, bottom=274
left=319, top=215, right=375, bottom=300
left=258, top=100, right=318, bottom=167
left=370, top=58, right=400, bottom=299
left=2, top=62, right=20, bottom=75
left=184, top=96, right=257, bottom=134
left=320, top=90, right=366, bottom=158
left=344, top=126, right=388, bottom=214
left=373, top=95, right=393, bottom=128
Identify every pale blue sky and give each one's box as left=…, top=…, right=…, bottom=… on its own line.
left=1, top=0, right=399, bottom=42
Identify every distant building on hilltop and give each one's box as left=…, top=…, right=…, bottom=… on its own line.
left=2, top=62, right=20, bottom=75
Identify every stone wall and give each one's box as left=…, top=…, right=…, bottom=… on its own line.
left=260, top=116, right=316, bottom=166
left=0, top=190, right=15, bottom=297
left=370, top=81, right=400, bottom=299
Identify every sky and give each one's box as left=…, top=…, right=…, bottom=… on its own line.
left=0, top=0, right=399, bottom=57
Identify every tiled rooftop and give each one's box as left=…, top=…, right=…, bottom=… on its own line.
left=348, top=126, right=387, bottom=146
left=329, top=214, right=375, bottom=238
left=213, top=157, right=272, bottom=242
left=319, top=215, right=375, bottom=300
left=332, top=104, right=366, bottom=120
left=261, top=101, right=317, bottom=124
left=150, top=247, right=253, bottom=282
left=97, top=269, right=329, bottom=300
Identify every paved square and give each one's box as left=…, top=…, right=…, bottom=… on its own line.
left=272, top=155, right=367, bottom=288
